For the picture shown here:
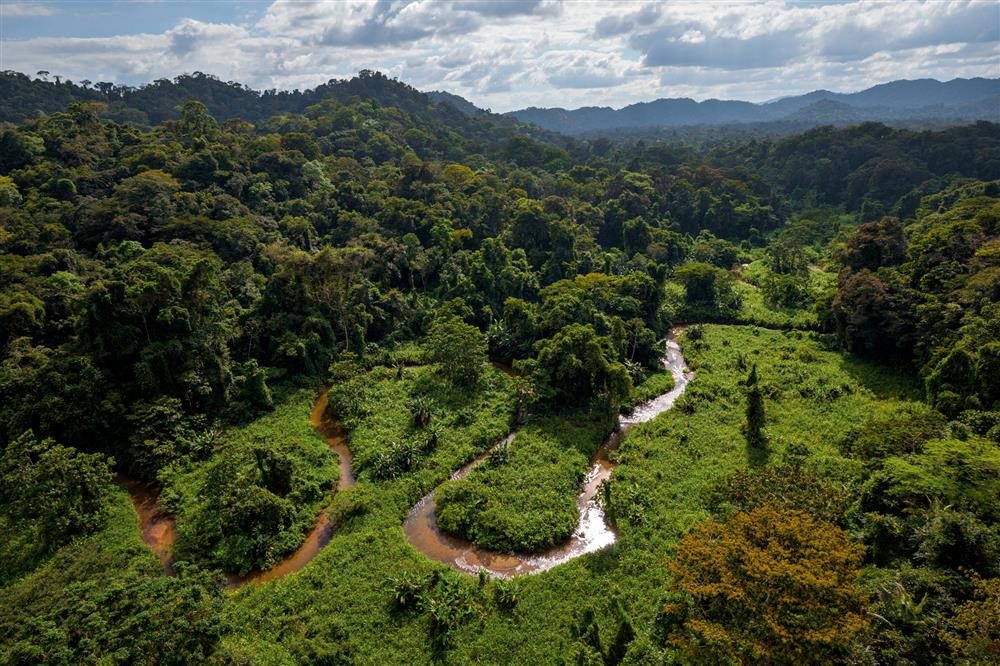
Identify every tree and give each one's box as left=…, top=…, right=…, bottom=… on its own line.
left=2, top=567, right=223, bottom=664
left=832, top=268, right=891, bottom=353
left=674, top=262, right=719, bottom=305
left=532, top=323, right=632, bottom=413
left=0, top=431, right=114, bottom=551
left=943, top=576, right=1000, bottom=664
left=742, top=363, right=767, bottom=461
left=674, top=262, right=742, bottom=316
left=840, top=216, right=906, bottom=271
left=426, top=316, right=488, bottom=387
left=659, top=506, right=867, bottom=664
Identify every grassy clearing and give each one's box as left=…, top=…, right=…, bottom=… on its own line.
left=733, top=280, right=819, bottom=329
left=434, top=365, right=673, bottom=553
left=0, top=490, right=156, bottom=603
left=608, top=325, right=921, bottom=551
left=327, top=363, right=516, bottom=484
left=732, top=260, right=835, bottom=329
left=216, top=326, right=923, bottom=663
left=631, top=364, right=676, bottom=405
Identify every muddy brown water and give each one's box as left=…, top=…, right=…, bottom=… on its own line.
left=123, top=330, right=689, bottom=583
left=225, top=391, right=355, bottom=587
left=120, top=389, right=354, bottom=588
left=118, top=475, right=176, bottom=574
left=402, top=329, right=692, bottom=577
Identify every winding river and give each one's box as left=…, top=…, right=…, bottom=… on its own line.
left=124, top=329, right=689, bottom=583
left=118, top=475, right=176, bottom=574
left=225, top=391, right=355, bottom=587
left=122, top=389, right=355, bottom=588
left=402, top=329, right=692, bottom=577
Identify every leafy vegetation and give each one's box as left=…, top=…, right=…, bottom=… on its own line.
left=0, top=71, right=997, bottom=663
left=435, top=414, right=612, bottom=552
left=659, top=505, right=867, bottom=664
left=165, top=390, right=337, bottom=574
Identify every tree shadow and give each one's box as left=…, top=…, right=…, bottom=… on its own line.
left=837, top=355, right=922, bottom=401
left=746, top=442, right=770, bottom=467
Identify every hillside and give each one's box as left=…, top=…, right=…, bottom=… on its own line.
left=0, top=69, right=567, bottom=154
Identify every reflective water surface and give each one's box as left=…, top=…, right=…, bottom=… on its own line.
left=403, top=330, right=692, bottom=577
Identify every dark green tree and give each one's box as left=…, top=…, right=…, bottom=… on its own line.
left=0, top=431, right=114, bottom=552
left=426, top=315, right=488, bottom=387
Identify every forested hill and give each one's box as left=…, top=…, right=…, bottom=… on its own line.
left=8, top=70, right=1000, bottom=143
left=0, top=69, right=564, bottom=151
left=508, top=77, right=1000, bottom=134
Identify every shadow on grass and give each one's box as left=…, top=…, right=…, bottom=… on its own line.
left=837, top=355, right=923, bottom=401
left=579, top=543, right=623, bottom=578
left=746, top=442, right=770, bottom=468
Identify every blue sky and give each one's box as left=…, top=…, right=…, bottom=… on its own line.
left=2, top=1, right=998, bottom=111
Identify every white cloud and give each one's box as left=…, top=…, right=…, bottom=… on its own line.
left=4, top=3, right=55, bottom=18
left=167, top=19, right=249, bottom=57
left=1, top=0, right=996, bottom=111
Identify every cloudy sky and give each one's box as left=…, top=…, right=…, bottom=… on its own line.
left=1, top=0, right=998, bottom=111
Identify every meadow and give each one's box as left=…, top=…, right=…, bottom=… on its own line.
left=213, top=324, right=925, bottom=663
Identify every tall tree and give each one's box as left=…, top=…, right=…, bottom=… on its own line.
left=426, top=315, right=488, bottom=387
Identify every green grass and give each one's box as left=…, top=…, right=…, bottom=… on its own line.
left=4, top=328, right=924, bottom=664
left=0, top=490, right=165, bottom=658
left=631, top=365, right=676, bottom=405
left=732, top=260, right=836, bottom=329
left=215, top=326, right=921, bottom=664
left=433, top=366, right=673, bottom=553
left=327, top=363, right=517, bottom=484
left=733, top=280, right=818, bottom=329
left=608, top=325, right=916, bottom=550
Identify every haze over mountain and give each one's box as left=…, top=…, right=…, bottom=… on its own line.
left=504, top=78, right=1000, bottom=134
left=6, top=68, right=996, bottom=142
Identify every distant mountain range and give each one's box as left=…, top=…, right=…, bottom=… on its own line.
left=4, top=70, right=997, bottom=140
left=491, top=78, right=1000, bottom=134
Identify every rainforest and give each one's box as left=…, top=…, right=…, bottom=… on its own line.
left=0, top=69, right=999, bottom=665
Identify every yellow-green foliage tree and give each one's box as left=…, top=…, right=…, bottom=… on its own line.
left=660, top=505, right=867, bottom=664
left=943, top=576, right=1000, bottom=664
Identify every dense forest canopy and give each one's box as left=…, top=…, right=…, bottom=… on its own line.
left=0, top=71, right=998, bottom=664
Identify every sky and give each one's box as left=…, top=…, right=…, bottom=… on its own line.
left=1, top=0, right=998, bottom=112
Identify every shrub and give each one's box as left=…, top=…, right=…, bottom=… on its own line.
left=408, top=395, right=434, bottom=428
left=943, top=576, right=1000, bottom=663
left=493, top=579, right=518, bottom=611
left=387, top=571, right=427, bottom=611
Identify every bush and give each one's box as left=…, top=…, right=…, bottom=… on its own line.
left=842, top=403, right=948, bottom=459
left=408, top=395, right=434, bottom=428
left=0, top=431, right=114, bottom=553
left=706, top=463, right=853, bottom=524
left=493, top=578, right=518, bottom=611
